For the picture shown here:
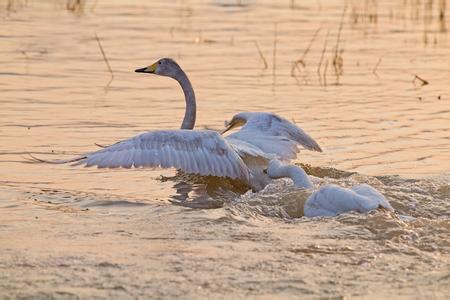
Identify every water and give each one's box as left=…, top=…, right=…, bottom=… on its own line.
left=1, top=0, right=449, bottom=298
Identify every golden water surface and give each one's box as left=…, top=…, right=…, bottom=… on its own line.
left=1, top=0, right=449, bottom=298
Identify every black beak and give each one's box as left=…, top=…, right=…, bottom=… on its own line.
left=135, top=67, right=149, bottom=73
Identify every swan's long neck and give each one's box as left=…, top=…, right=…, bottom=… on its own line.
left=267, top=160, right=314, bottom=189
left=175, top=70, right=196, bottom=130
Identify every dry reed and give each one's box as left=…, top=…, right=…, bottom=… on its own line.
left=66, top=0, right=85, bottom=14
left=372, top=56, right=383, bottom=78
left=272, top=23, right=278, bottom=86
left=254, top=41, right=268, bottom=69
left=439, top=0, right=447, bottom=32
left=323, top=59, right=328, bottom=87
left=413, top=74, right=429, bottom=86
left=332, top=5, right=347, bottom=85
left=94, top=33, right=114, bottom=89
left=317, top=30, right=329, bottom=86
left=291, top=27, right=321, bottom=77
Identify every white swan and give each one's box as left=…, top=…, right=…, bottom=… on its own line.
left=305, top=184, right=394, bottom=217
left=33, top=58, right=322, bottom=191
left=266, top=160, right=394, bottom=217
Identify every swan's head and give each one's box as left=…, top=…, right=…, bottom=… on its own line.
left=135, top=58, right=183, bottom=78
left=221, top=113, right=249, bottom=134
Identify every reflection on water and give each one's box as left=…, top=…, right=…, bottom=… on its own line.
left=161, top=172, right=247, bottom=209
left=0, top=0, right=449, bottom=298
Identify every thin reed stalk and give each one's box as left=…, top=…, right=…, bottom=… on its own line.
left=291, top=27, right=321, bottom=77
left=317, top=30, right=329, bottom=85
left=254, top=41, right=268, bottom=69
left=94, top=33, right=114, bottom=89
left=413, top=74, right=429, bottom=86
left=272, top=23, right=278, bottom=87
left=372, top=55, right=383, bottom=78
left=333, top=5, right=347, bottom=85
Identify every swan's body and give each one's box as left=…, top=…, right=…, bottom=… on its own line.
left=304, top=184, right=394, bottom=217
left=37, top=58, right=322, bottom=191
left=266, top=160, right=394, bottom=217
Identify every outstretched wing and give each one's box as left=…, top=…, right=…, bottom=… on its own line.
left=226, top=137, right=274, bottom=160
left=227, top=112, right=322, bottom=160
left=35, top=130, right=250, bottom=182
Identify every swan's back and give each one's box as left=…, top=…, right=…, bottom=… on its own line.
left=304, top=184, right=393, bottom=217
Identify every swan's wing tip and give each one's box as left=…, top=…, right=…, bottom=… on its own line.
left=94, top=142, right=109, bottom=148
left=26, top=153, right=87, bottom=165
left=310, top=143, right=323, bottom=152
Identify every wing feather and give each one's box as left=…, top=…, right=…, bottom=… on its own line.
left=184, top=147, right=195, bottom=172
left=66, top=130, right=249, bottom=181
left=227, top=112, right=322, bottom=161
left=199, top=147, right=212, bottom=173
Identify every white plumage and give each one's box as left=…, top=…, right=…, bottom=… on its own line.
left=75, top=130, right=250, bottom=181
left=266, top=160, right=394, bottom=217
left=224, top=112, right=322, bottom=160
left=304, top=184, right=394, bottom=217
